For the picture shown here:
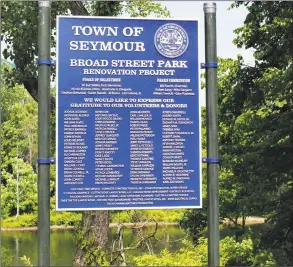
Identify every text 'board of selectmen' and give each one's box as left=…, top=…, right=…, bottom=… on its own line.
left=56, top=16, right=201, bottom=210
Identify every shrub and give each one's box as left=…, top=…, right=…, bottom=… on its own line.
left=2, top=211, right=82, bottom=228
left=2, top=213, right=37, bottom=228
left=221, top=235, right=254, bottom=266
left=110, top=209, right=185, bottom=223
left=130, top=235, right=276, bottom=266
left=50, top=211, right=82, bottom=226
left=1, top=247, right=14, bottom=267
left=130, top=239, right=208, bottom=266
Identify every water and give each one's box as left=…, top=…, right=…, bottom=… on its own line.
left=2, top=226, right=188, bottom=266
left=2, top=223, right=268, bottom=266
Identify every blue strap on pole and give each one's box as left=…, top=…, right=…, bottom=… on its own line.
left=201, top=62, right=218, bottom=69
left=202, top=157, right=220, bottom=164
left=37, top=158, right=56, bottom=164
left=37, top=59, right=55, bottom=66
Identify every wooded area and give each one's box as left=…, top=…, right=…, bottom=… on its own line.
left=1, top=1, right=292, bottom=266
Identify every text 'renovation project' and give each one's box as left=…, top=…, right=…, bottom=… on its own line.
left=56, top=16, right=201, bottom=210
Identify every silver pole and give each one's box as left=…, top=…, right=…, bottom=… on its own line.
left=204, top=2, right=220, bottom=266
left=38, top=1, right=51, bottom=266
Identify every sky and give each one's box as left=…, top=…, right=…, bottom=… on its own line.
left=162, top=1, right=254, bottom=105
left=163, top=1, right=254, bottom=63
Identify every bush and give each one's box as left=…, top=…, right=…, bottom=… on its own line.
left=50, top=211, right=82, bottom=226
left=130, top=239, right=208, bottom=266
left=130, top=235, right=276, bottom=266
left=110, top=209, right=185, bottom=223
left=1, top=247, right=14, bottom=267
left=252, top=250, right=276, bottom=266
left=221, top=235, right=254, bottom=266
left=2, top=213, right=37, bottom=228
left=2, top=211, right=82, bottom=228
left=221, top=235, right=276, bottom=266
left=180, top=208, right=208, bottom=243
left=3, top=209, right=182, bottom=228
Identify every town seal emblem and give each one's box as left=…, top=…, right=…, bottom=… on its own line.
left=154, top=23, right=189, bottom=58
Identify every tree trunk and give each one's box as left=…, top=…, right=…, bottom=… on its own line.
left=73, top=210, right=109, bottom=266
left=15, top=146, right=20, bottom=220
left=15, top=165, right=20, bottom=219
left=28, top=131, right=33, bottom=165
left=241, top=212, right=246, bottom=235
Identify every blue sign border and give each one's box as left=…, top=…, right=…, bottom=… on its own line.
left=56, top=16, right=202, bottom=211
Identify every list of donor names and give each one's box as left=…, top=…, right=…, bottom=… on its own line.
left=63, top=110, right=89, bottom=185
left=94, top=111, right=123, bottom=184
left=130, top=111, right=156, bottom=184
left=62, top=108, right=196, bottom=186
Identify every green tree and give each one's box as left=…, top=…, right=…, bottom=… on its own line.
left=1, top=157, right=37, bottom=218
left=1, top=78, right=38, bottom=218
left=217, top=57, right=264, bottom=228
left=179, top=107, right=209, bottom=243
left=1, top=1, right=170, bottom=265
left=229, top=1, right=293, bottom=262
left=1, top=84, right=38, bottom=168
left=181, top=58, right=258, bottom=240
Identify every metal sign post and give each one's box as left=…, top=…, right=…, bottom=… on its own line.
left=204, top=2, right=220, bottom=266
left=37, top=1, right=51, bottom=266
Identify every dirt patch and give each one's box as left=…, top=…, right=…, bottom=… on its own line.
left=245, top=216, right=265, bottom=225
left=223, top=216, right=265, bottom=226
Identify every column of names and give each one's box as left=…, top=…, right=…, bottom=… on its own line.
left=130, top=111, right=156, bottom=184
left=162, top=111, right=194, bottom=184
left=63, top=110, right=89, bottom=185
left=95, top=110, right=123, bottom=184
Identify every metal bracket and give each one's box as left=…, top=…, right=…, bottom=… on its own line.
left=37, top=158, right=56, bottom=164
left=202, top=157, right=220, bottom=164
left=37, top=59, right=56, bottom=66
left=201, top=62, right=218, bottom=69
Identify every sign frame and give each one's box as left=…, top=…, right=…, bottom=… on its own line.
left=56, top=15, right=202, bottom=211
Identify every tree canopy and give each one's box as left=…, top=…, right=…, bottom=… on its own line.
left=229, top=2, right=292, bottom=263
left=1, top=1, right=170, bottom=105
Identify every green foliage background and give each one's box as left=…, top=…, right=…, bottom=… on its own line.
left=1, top=1, right=293, bottom=266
